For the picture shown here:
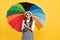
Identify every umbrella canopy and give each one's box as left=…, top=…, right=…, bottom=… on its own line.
left=7, top=2, right=46, bottom=32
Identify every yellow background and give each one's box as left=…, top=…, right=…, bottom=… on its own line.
left=0, top=0, right=60, bottom=40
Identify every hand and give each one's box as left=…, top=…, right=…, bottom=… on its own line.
left=24, top=26, right=32, bottom=32
left=24, top=24, right=28, bottom=28
left=24, top=24, right=32, bottom=32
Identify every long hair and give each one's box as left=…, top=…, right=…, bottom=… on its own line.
left=24, top=13, right=33, bottom=28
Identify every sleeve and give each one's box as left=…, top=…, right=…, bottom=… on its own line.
left=31, top=20, right=35, bottom=31
left=21, top=20, right=25, bottom=31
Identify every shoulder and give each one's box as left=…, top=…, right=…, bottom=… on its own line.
left=22, top=20, right=25, bottom=22
left=33, top=20, right=35, bottom=23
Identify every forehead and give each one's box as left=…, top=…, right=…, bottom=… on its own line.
left=26, top=13, right=31, bottom=15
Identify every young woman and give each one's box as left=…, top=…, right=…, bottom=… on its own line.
left=21, top=11, right=35, bottom=40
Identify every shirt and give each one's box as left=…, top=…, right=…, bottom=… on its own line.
left=21, top=19, right=35, bottom=31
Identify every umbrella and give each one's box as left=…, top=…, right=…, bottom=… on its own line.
left=7, top=2, right=46, bottom=32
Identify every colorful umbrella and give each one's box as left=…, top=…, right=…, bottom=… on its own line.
left=7, top=2, right=46, bottom=32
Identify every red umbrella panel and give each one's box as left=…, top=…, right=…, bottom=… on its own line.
left=7, top=14, right=25, bottom=32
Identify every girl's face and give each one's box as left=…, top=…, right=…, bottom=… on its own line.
left=26, top=13, right=31, bottom=19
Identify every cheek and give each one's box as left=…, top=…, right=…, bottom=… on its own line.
left=29, top=16, right=31, bottom=17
